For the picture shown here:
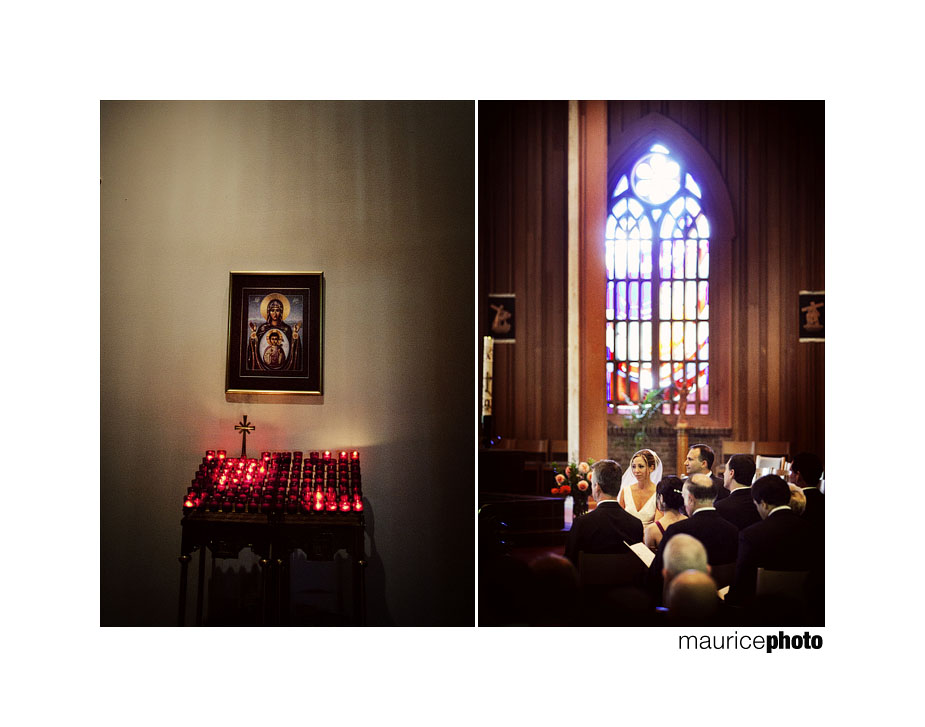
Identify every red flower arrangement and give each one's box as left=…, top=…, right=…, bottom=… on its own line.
left=551, top=459, right=595, bottom=495
left=552, top=458, right=595, bottom=518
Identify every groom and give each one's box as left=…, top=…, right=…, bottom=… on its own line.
left=564, top=459, right=644, bottom=566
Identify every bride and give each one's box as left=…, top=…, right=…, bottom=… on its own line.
left=618, top=448, right=663, bottom=529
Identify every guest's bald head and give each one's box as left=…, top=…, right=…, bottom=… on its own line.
left=662, top=533, right=708, bottom=582
left=685, top=473, right=718, bottom=506
left=666, top=569, right=719, bottom=624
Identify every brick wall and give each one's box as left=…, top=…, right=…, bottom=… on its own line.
left=606, top=425, right=733, bottom=478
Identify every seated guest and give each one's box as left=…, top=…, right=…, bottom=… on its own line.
left=564, top=459, right=644, bottom=566
left=683, top=443, right=729, bottom=501
left=665, top=569, right=721, bottom=625
left=715, top=453, right=760, bottom=530
left=644, top=476, right=687, bottom=550
left=789, top=452, right=824, bottom=527
left=661, top=533, right=708, bottom=585
left=789, top=484, right=806, bottom=516
left=646, top=474, right=739, bottom=603
left=527, top=554, right=579, bottom=626
left=726, top=474, right=819, bottom=606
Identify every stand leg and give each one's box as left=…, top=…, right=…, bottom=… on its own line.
left=280, top=554, right=291, bottom=626
left=177, top=555, right=190, bottom=626
left=258, top=558, right=269, bottom=626
left=196, top=546, right=206, bottom=626
left=354, top=529, right=367, bottom=625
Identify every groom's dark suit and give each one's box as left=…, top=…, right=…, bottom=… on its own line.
left=564, top=500, right=644, bottom=566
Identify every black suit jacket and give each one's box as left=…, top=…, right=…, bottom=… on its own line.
left=727, top=508, right=821, bottom=604
left=645, top=509, right=740, bottom=602
left=801, top=487, right=825, bottom=529
left=564, top=501, right=644, bottom=566
left=715, top=487, right=762, bottom=530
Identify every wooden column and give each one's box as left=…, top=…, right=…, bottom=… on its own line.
left=567, top=100, right=608, bottom=463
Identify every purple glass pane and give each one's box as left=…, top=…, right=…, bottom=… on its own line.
left=641, top=282, right=652, bottom=320
left=617, top=281, right=627, bottom=320
left=641, top=239, right=652, bottom=280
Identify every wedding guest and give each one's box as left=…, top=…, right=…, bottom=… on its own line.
left=715, top=453, right=760, bottom=530
left=618, top=448, right=663, bottom=529
left=646, top=474, right=738, bottom=603
left=726, top=475, right=818, bottom=606
left=662, top=533, right=708, bottom=584
left=789, top=452, right=824, bottom=527
left=684, top=444, right=728, bottom=501
left=644, top=476, right=687, bottom=550
left=527, top=554, right=579, bottom=626
left=665, top=569, right=721, bottom=625
left=661, top=535, right=735, bottom=626
left=564, top=460, right=644, bottom=566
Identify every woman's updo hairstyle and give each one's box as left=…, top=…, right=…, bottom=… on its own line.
left=656, top=475, right=685, bottom=511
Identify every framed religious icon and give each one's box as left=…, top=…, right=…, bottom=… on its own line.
left=798, top=290, right=825, bottom=342
left=226, top=271, right=324, bottom=394
left=487, top=293, right=515, bottom=342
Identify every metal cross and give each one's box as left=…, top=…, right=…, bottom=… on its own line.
left=235, top=415, right=256, bottom=457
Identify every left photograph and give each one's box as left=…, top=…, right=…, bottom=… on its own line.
left=101, top=100, right=475, bottom=626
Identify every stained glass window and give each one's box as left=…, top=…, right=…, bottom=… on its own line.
left=606, top=144, right=711, bottom=417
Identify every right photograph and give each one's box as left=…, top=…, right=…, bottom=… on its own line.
left=478, top=100, right=824, bottom=627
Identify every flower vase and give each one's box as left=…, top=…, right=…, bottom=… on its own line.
left=572, top=494, right=589, bottom=520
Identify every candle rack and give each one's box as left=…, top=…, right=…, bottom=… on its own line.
left=178, top=448, right=366, bottom=625
left=182, top=448, right=364, bottom=516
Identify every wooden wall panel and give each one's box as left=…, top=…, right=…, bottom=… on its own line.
left=480, top=100, right=824, bottom=461
left=479, top=101, right=569, bottom=442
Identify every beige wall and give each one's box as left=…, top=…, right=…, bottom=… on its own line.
left=101, top=101, right=474, bottom=625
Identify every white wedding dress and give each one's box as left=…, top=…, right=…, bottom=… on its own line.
left=619, top=448, right=663, bottom=529
left=620, top=484, right=658, bottom=529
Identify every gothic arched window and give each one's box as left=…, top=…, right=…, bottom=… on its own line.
left=605, top=143, right=711, bottom=418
